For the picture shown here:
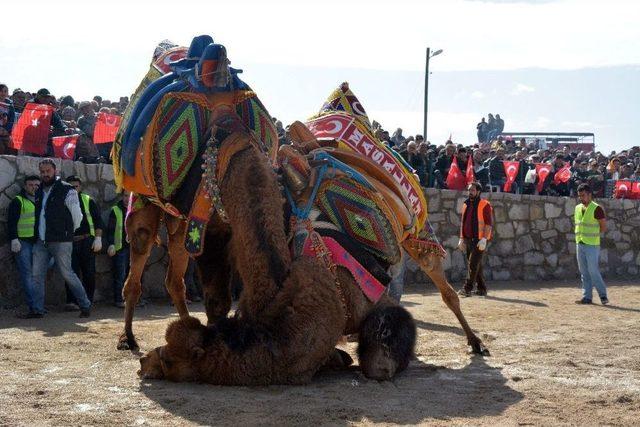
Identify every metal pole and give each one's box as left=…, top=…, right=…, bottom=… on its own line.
left=423, top=47, right=430, bottom=140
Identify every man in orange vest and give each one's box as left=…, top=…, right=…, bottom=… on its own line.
left=457, top=182, right=493, bottom=297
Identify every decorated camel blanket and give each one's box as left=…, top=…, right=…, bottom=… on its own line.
left=113, top=36, right=278, bottom=254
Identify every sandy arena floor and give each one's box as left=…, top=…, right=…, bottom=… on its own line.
left=1, top=281, right=639, bottom=426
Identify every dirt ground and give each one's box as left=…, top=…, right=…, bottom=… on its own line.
left=1, top=280, right=639, bottom=426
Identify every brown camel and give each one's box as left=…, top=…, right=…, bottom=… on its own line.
left=137, top=138, right=488, bottom=385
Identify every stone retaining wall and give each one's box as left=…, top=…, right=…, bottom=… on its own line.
left=1, top=155, right=639, bottom=308
left=403, top=188, right=640, bottom=285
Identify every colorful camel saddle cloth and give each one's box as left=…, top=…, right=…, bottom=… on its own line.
left=115, top=35, right=279, bottom=255
left=305, top=82, right=428, bottom=231
left=302, top=234, right=387, bottom=304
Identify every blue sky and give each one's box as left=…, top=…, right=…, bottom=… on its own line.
left=2, top=0, right=638, bottom=152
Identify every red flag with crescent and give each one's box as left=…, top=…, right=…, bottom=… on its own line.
left=553, top=163, right=571, bottom=185
left=52, top=134, right=79, bottom=160
left=446, top=156, right=466, bottom=191
left=10, top=103, right=53, bottom=155
left=535, top=163, right=552, bottom=194
left=466, top=155, right=475, bottom=185
left=94, top=112, right=122, bottom=144
left=503, top=161, right=520, bottom=192
left=614, top=180, right=633, bottom=199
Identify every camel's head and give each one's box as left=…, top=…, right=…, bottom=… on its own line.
left=357, top=305, right=416, bottom=381
left=138, top=317, right=206, bottom=382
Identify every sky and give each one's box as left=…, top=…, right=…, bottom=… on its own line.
left=2, top=0, right=639, bottom=152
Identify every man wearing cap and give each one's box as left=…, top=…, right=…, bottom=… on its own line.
left=457, top=182, right=493, bottom=297
left=574, top=183, right=609, bottom=305
left=64, top=175, right=103, bottom=308
left=32, top=89, right=74, bottom=156
left=32, top=89, right=69, bottom=134
left=32, top=159, right=92, bottom=317
left=8, top=175, right=41, bottom=318
left=11, top=88, right=27, bottom=114
left=106, top=194, right=129, bottom=308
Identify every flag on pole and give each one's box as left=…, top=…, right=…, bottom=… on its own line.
left=93, top=112, right=122, bottom=144
left=465, top=155, right=475, bottom=185
left=535, top=163, right=552, bottom=194
left=446, top=156, right=466, bottom=191
left=52, top=134, right=79, bottom=160
left=503, top=161, right=520, bottom=192
left=552, top=163, right=572, bottom=185
left=10, top=103, right=53, bottom=155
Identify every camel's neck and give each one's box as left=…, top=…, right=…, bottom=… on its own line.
left=219, top=141, right=291, bottom=318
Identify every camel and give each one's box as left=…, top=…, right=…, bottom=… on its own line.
left=137, top=98, right=489, bottom=385
left=120, top=38, right=487, bottom=382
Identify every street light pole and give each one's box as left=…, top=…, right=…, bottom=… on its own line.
left=423, top=47, right=443, bottom=142
left=423, top=47, right=430, bottom=141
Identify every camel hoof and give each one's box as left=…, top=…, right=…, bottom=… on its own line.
left=471, top=341, right=490, bottom=356
left=117, top=332, right=139, bottom=351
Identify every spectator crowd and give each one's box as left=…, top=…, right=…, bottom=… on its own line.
left=3, top=82, right=640, bottom=199
left=0, top=83, right=127, bottom=163
left=355, top=118, right=640, bottom=200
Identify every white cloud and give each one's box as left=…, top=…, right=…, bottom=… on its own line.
left=511, top=83, right=536, bottom=95
left=471, top=91, right=486, bottom=99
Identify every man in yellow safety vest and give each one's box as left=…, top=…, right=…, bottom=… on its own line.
left=65, top=176, right=103, bottom=308
left=8, top=175, right=41, bottom=317
left=106, top=194, right=129, bottom=308
left=574, top=183, right=608, bottom=305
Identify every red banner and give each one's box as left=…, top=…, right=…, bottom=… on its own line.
left=535, top=163, right=552, bottom=194
left=52, top=134, right=79, bottom=160
left=446, top=156, right=466, bottom=191
left=502, top=161, right=520, bottom=192
left=93, top=112, right=122, bottom=144
left=465, top=156, right=475, bottom=185
left=553, top=164, right=571, bottom=185
left=10, top=103, right=53, bottom=155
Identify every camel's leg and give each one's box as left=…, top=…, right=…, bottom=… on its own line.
left=197, top=215, right=233, bottom=325
left=118, top=202, right=162, bottom=351
left=164, top=215, right=190, bottom=318
left=408, top=249, right=489, bottom=355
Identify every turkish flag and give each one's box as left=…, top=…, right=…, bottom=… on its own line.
left=465, top=156, right=475, bottom=185
left=503, top=161, right=520, bottom=192
left=553, top=164, right=572, bottom=185
left=93, top=112, right=122, bottom=144
left=614, top=180, right=633, bottom=199
left=446, top=156, right=466, bottom=191
left=632, top=182, right=640, bottom=200
left=10, top=103, right=53, bottom=155
left=535, top=163, right=552, bottom=194
left=52, top=134, right=79, bottom=160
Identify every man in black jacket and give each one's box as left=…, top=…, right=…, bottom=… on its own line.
left=8, top=175, right=40, bottom=317
left=31, top=159, right=92, bottom=318
left=64, top=176, right=103, bottom=308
